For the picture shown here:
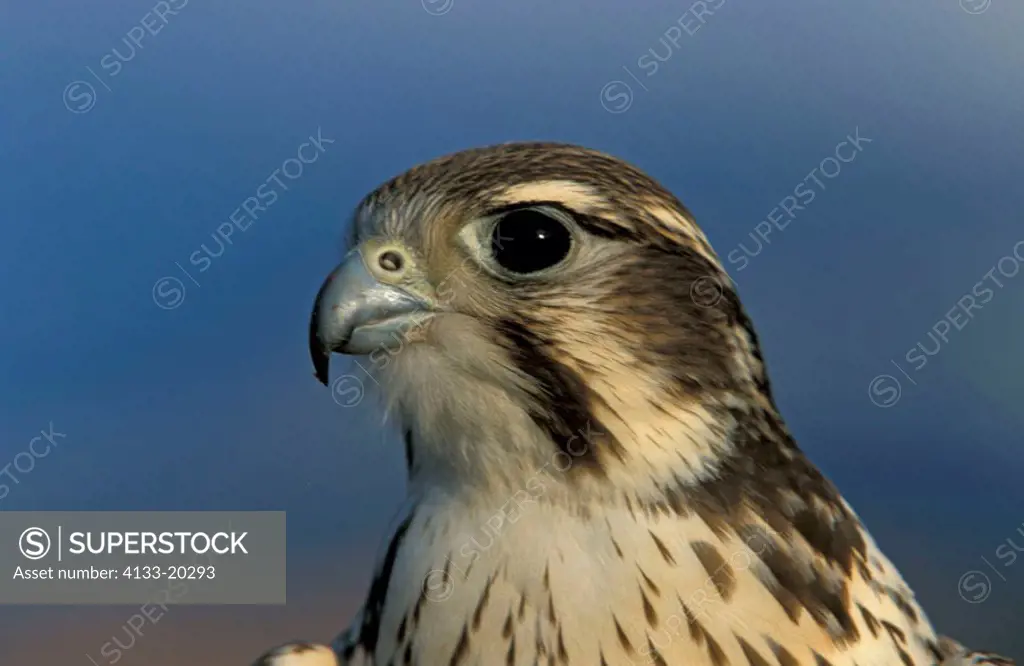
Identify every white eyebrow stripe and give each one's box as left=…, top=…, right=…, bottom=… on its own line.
left=646, top=204, right=720, bottom=267
left=493, top=180, right=609, bottom=214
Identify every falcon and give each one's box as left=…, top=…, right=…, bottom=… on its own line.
left=256, top=143, right=1012, bottom=666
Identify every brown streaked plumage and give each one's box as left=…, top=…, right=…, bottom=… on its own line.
left=265, top=143, right=1012, bottom=666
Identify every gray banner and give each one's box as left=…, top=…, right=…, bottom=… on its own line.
left=0, top=511, right=285, bottom=604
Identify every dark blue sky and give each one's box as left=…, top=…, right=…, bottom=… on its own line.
left=2, top=0, right=1023, bottom=662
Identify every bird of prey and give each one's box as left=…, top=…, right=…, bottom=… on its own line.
left=257, top=143, right=1012, bottom=666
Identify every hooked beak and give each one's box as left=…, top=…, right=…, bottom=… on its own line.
left=309, top=250, right=433, bottom=386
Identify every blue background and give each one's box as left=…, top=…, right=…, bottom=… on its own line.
left=2, top=0, right=1022, bottom=662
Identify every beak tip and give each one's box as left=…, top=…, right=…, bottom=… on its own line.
left=311, top=347, right=331, bottom=386
left=310, top=335, right=332, bottom=387
left=309, top=305, right=332, bottom=387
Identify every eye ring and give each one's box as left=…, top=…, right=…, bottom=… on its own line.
left=489, top=208, right=574, bottom=275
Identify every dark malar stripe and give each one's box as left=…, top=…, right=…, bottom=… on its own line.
left=403, top=429, right=415, bottom=471
left=497, top=318, right=622, bottom=472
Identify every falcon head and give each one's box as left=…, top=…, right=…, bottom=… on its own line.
left=304, top=143, right=931, bottom=662
left=309, top=143, right=798, bottom=505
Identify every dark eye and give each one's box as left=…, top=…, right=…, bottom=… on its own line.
left=490, top=209, right=573, bottom=274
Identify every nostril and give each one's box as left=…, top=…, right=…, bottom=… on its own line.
left=378, top=250, right=404, bottom=272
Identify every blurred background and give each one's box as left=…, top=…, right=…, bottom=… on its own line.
left=2, top=0, right=1023, bottom=662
